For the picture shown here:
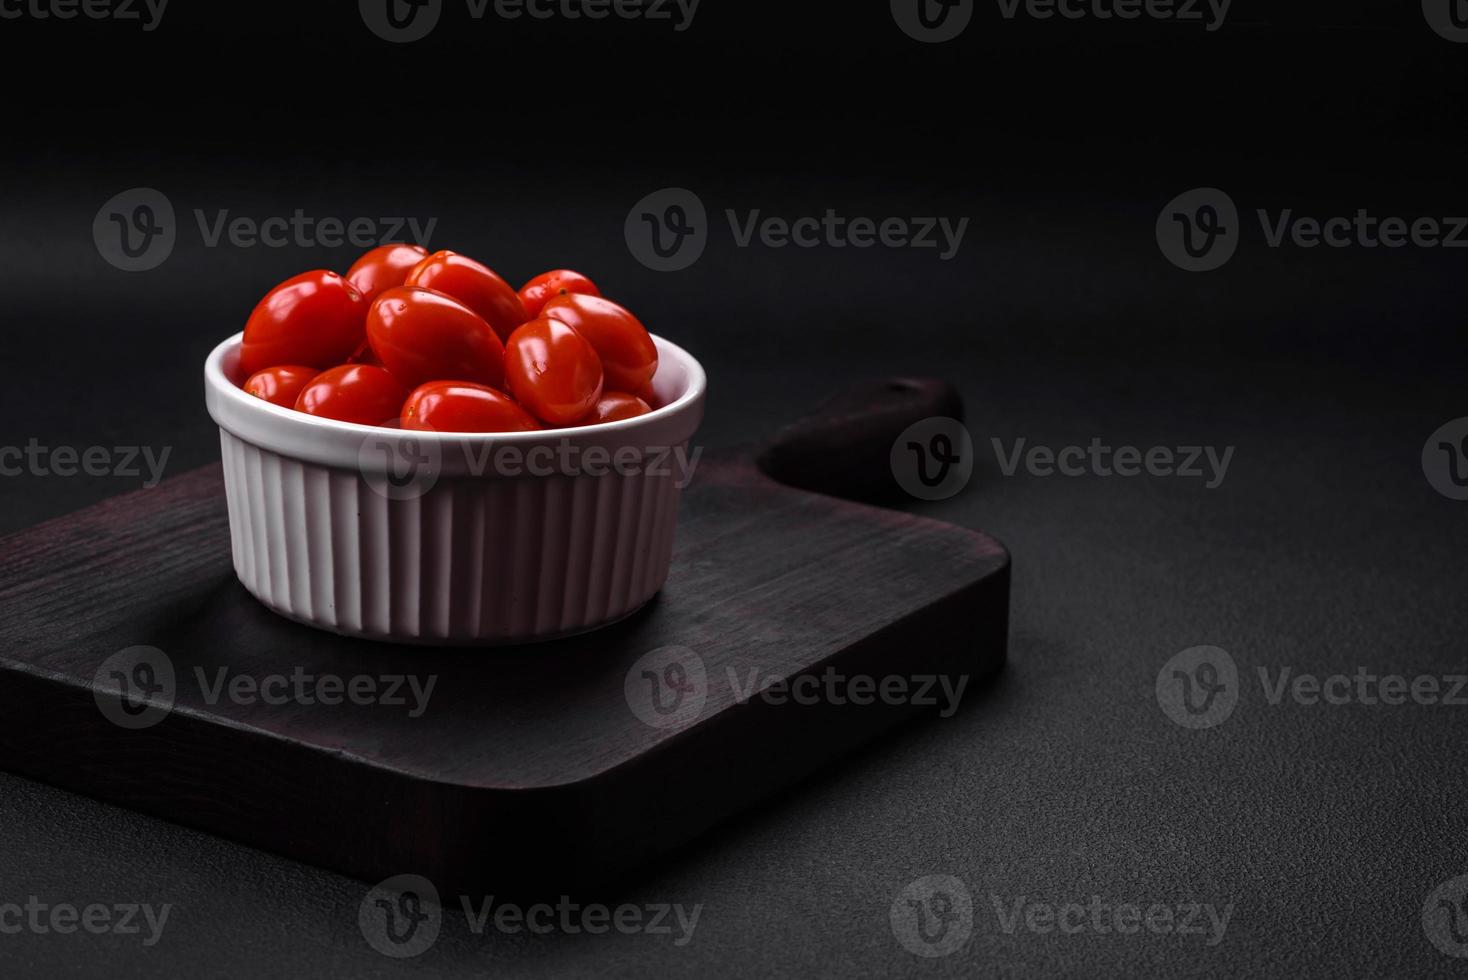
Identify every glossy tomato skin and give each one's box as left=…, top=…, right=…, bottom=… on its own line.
left=346, top=244, right=429, bottom=303
left=366, top=286, right=505, bottom=390
left=582, top=391, right=652, bottom=425
left=293, top=365, right=407, bottom=426
left=240, top=270, right=367, bottom=375
left=518, top=269, right=600, bottom=318
left=242, top=365, right=319, bottom=409
left=401, top=381, right=543, bottom=433
left=404, top=251, right=527, bottom=343
left=540, top=293, right=657, bottom=392
left=503, top=317, right=604, bottom=427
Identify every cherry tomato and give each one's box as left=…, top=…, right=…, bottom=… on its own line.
left=503, top=317, right=604, bottom=427
left=518, top=269, right=600, bottom=318
left=582, top=392, right=652, bottom=425
left=293, top=365, right=407, bottom=426
left=404, top=250, right=527, bottom=344
left=242, top=365, right=318, bottom=409
left=540, top=293, right=657, bottom=392
left=401, top=381, right=543, bottom=433
left=346, top=244, right=429, bottom=304
left=366, top=286, right=505, bottom=390
left=240, top=270, right=367, bottom=375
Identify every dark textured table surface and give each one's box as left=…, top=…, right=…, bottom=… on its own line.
left=3, top=3, right=1467, bottom=976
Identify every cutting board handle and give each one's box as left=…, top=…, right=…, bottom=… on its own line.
left=756, top=377, right=964, bottom=503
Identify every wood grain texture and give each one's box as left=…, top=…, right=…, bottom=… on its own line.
left=0, top=380, right=1009, bottom=896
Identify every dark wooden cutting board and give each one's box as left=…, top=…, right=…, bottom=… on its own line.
left=0, top=379, right=1009, bottom=897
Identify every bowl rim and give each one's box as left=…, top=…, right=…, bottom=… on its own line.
left=205, top=330, right=706, bottom=445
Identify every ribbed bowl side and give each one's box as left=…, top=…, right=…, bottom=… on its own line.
left=218, top=429, right=682, bottom=645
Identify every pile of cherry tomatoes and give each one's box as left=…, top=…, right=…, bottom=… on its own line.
left=238, top=245, right=660, bottom=432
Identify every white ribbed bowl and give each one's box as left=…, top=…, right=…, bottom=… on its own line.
left=203, top=332, right=706, bottom=645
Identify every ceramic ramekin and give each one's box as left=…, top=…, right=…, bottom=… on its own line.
left=203, top=332, right=706, bottom=645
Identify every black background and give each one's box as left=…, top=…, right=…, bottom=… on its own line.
left=3, top=0, right=1468, bottom=976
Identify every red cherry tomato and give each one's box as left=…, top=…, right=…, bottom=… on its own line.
left=242, top=365, right=318, bottom=408
left=518, top=269, right=600, bottom=318
left=240, top=270, right=367, bottom=375
left=503, top=317, right=604, bottom=427
left=540, top=293, right=657, bottom=392
left=404, top=251, right=527, bottom=344
left=401, top=381, right=543, bottom=433
left=346, top=244, right=429, bottom=304
left=582, top=392, right=652, bottom=425
left=293, top=365, right=407, bottom=426
left=366, top=286, right=505, bottom=390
